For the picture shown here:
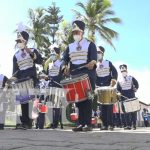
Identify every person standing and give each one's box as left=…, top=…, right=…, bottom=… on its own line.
left=96, top=46, right=118, bottom=130
left=46, top=45, right=63, bottom=129
left=117, top=64, right=139, bottom=130
left=12, top=30, right=43, bottom=129
left=62, top=20, right=97, bottom=132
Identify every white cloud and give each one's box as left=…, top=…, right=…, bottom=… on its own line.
left=114, top=61, right=150, bottom=105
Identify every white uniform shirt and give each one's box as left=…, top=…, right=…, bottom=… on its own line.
left=69, top=38, right=90, bottom=65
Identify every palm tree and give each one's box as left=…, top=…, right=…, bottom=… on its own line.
left=55, top=20, right=74, bottom=50
left=72, top=0, right=122, bottom=50
left=44, top=2, right=63, bottom=44
left=28, top=8, right=51, bottom=56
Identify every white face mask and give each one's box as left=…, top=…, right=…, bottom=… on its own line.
left=122, top=72, right=127, bottom=77
left=17, top=43, right=25, bottom=49
left=50, top=54, right=57, bottom=61
left=97, top=54, right=103, bottom=61
left=73, top=35, right=82, bottom=42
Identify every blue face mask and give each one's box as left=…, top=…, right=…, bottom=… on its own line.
left=50, top=54, right=57, bottom=61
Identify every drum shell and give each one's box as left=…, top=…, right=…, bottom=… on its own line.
left=96, top=86, right=118, bottom=105
left=123, top=98, right=140, bottom=113
left=61, top=74, right=92, bottom=103
left=38, top=104, right=48, bottom=113
left=48, top=87, right=64, bottom=108
left=91, top=117, right=97, bottom=125
left=70, top=113, right=78, bottom=121
left=11, top=78, right=35, bottom=104
left=113, top=102, right=123, bottom=114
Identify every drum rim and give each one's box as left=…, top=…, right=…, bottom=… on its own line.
left=95, top=86, right=116, bottom=91
left=123, top=97, right=138, bottom=102
left=14, top=77, right=32, bottom=83
left=60, top=74, right=89, bottom=84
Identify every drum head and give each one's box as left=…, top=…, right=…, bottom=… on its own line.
left=60, top=74, right=88, bottom=84
left=96, top=86, right=115, bottom=91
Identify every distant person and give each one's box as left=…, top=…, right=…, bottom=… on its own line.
left=96, top=46, right=118, bottom=131
left=117, top=64, right=139, bottom=130
left=142, top=108, right=149, bottom=127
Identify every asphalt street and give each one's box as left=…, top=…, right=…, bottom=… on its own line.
left=0, top=127, right=150, bottom=150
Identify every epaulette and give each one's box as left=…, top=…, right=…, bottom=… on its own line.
left=15, top=50, right=20, bottom=55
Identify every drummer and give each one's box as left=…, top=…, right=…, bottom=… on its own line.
left=11, top=30, right=43, bottom=129
left=96, top=46, right=118, bottom=131
left=117, top=64, right=139, bottom=130
left=62, top=20, right=97, bottom=132
left=44, top=44, right=63, bottom=129
left=0, top=73, right=8, bottom=130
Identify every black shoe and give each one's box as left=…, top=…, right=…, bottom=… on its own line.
left=15, top=124, right=27, bottom=130
left=100, top=126, right=108, bottom=130
left=0, top=124, right=4, bottom=130
left=133, top=126, right=136, bottom=130
left=82, top=126, right=93, bottom=132
left=60, top=124, right=63, bottom=129
left=72, top=125, right=83, bottom=132
left=124, top=126, right=131, bottom=130
left=109, top=126, right=114, bottom=131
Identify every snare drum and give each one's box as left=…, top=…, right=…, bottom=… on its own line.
left=60, top=74, right=92, bottom=103
left=113, top=101, right=123, bottom=113
left=38, top=103, right=48, bottom=113
left=123, top=98, right=140, bottom=113
left=12, top=77, right=35, bottom=104
left=91, top=117, right=97, bottom=125
left=95, top=86, right=118, bottom=105
left=70, top=113, right=78, bottom=121
left=48, top=87, right=64, bottom=108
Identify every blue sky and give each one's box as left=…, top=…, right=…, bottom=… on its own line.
left=0, top=0, right=150, bottom=103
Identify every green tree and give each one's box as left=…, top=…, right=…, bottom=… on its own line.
left=72, top=0, right=122, bottom=49
left=56, top=20, right=74, bottom=50
left=28, top=8, right=51, bottom=56
left=45, top=2, right=63, bottom=44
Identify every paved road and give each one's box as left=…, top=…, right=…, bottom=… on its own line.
left=0, top=127, right=150, bottom=150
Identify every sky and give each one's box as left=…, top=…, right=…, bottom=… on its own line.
left=0, top=0, right=150, bottom=104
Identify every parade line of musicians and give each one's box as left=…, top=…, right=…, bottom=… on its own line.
left=0, top=20, right=140, bottom=131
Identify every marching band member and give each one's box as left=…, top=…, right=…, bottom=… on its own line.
left=45, top=45, right=63, bottom=129
left=96, top=46, right=118, bottom=131
left=0, top=73, right=8, bottom=130
left=12, top=30, right=43, bottom=129
left=117, top=64, right=139, bottom=130
left=62, top=20, right=97, bottom=132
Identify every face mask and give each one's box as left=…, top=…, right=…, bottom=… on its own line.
left=97, top=54, right=103, bottom=61
left=50, top=54, right=57, bottom=61
left=122, top=72, right=127, bottom=77
left=73, top=35, right=82, bottom=42
left=17, top=43, right=25, bottom=49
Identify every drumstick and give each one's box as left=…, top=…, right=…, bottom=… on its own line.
left=6, top=70, right=19, bottom=84
left=51, top=80, right=63, bottom=87
left=117, top=93, right=128, bottom=99
left=12, top=70, right=19, bottom=77
left=71, top=65, right=87, bottom=72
